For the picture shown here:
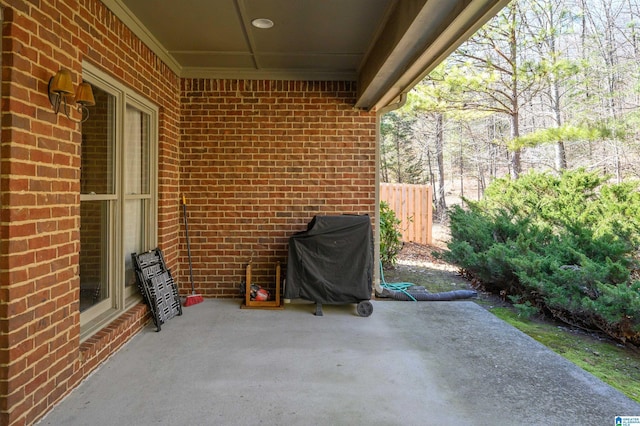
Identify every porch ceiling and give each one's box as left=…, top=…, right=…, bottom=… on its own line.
left=103, top=0, right=509, bottom=111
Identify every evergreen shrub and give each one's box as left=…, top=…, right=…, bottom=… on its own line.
left=380, top=201, right=403, bottom=267
left=445, top=169, right=640, bottom=346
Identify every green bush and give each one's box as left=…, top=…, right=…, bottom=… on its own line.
left=445, top=169, right=640, bottom=346
left=380, top=201, right=403, bottom=267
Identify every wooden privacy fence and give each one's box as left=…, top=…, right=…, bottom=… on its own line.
left=380, top=183, right=433, bottom=245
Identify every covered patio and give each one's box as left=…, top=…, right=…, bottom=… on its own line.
left=0, top=0, right=565, bottom=424
left=39, top=299, right=639, bottom=425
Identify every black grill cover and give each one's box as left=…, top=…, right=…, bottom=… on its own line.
left=285, top=215, right=373, bottom=303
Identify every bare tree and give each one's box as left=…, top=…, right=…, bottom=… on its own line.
left=453, top=1, right=547, bottom=178
left=384, top=0, right=640, bottom=211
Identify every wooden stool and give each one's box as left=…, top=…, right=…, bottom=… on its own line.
left=240, top=262, right=284, bottom=310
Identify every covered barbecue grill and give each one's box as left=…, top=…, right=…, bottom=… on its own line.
left=285, top=215, right=374, bottom=316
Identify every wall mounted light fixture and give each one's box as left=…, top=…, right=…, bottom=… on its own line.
left=48, top=69, right=95, bottom=123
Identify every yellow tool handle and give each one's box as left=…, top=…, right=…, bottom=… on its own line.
left=182, top=194, right=186, bottom=205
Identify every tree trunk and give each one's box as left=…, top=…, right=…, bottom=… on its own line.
left=423, top=126, right=437, bottom=209
left=393, top=121, right=403, bottom=183
left=435, top=113, right=447, bottom=219
left=547, top=3, right=567, bottom=171
left=509, top=3, right=521, bottom=179
left=459, top=128, right=465, bottom=201
left=552, top=75, right=567, bottom=170
left=510, top=108, right=521, bottom=179
left=380, top=134, right=389, bottom=182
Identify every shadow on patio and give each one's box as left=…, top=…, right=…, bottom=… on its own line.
left=39, top=299, right=639, bottom=425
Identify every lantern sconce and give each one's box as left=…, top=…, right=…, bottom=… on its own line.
left=48, top=69, right=95, bottom=123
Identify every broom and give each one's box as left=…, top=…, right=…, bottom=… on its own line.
left=182, top=195, right=203, bottom=306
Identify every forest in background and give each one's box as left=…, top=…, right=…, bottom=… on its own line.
left=381, top=0, right=640, bottom=220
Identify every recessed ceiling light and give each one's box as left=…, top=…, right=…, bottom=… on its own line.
left=251, top=18, right=274, bottom=29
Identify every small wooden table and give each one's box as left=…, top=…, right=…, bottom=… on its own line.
left=240, top=262, right=284, bottom=310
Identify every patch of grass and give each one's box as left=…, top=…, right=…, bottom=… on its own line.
left=382, top=266, right=469, bottom=293
left=491, top=307, right=640, bottom=403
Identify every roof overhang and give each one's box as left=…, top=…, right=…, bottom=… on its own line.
left=102, top=0, right=509, bottom=111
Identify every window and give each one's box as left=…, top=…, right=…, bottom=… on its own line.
left=79, top=63, right=158, bottom=339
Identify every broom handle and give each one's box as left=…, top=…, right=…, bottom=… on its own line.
left=182, top=195, right=196, bottom=294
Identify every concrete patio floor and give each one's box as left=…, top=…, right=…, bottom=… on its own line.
left=39, top=299, right=639, bottom=426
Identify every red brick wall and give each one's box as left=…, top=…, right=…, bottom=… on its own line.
left=0, top=1, right=378, bottom=425
left=0, top=1, right=181, bottom=424
left=179, top=79, right=377, bottom=297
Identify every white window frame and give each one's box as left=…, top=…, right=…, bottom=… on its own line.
left=79, top=62, right=158, bottom=341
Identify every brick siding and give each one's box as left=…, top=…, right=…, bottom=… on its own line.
left=0, top=1, right=377, bottom=425
left=0, top=1, right=180, bottom=424
left=179, top=79, right=377, bottom=296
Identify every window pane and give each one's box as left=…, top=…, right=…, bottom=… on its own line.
left=80, top=200, right=110, bottom=312
left=124, top=199, right=146, bottom=289
left=81, top=86, right=114, bottom=195
left=125, top=105, right=150, bottom=195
